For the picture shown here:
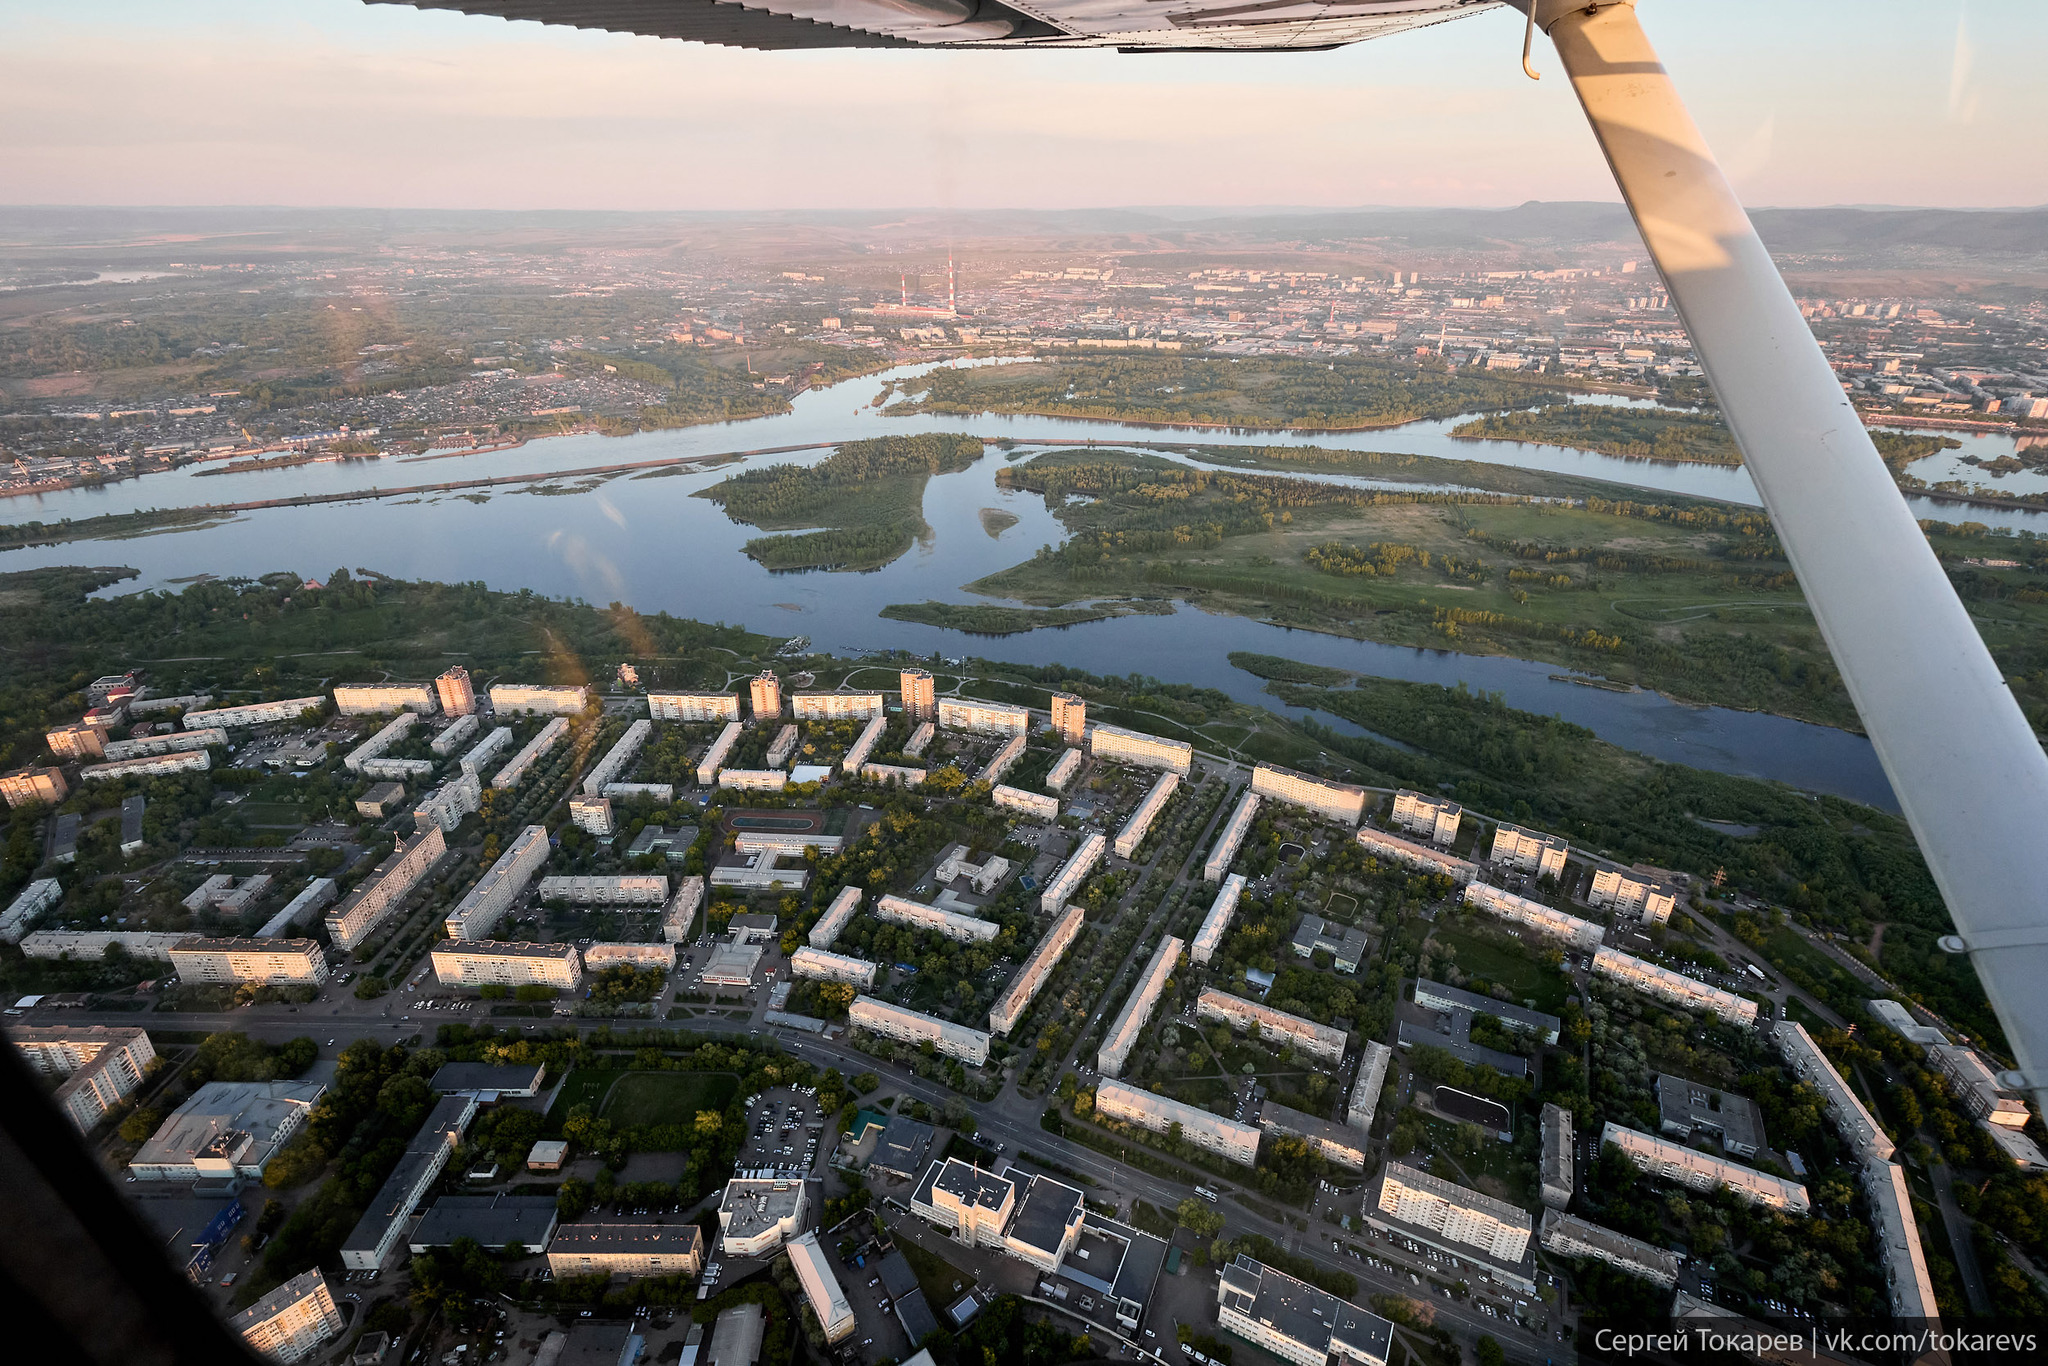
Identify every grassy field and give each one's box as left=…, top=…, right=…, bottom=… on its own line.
left=898, top=1234, right=977, bottom=1305
left=1427, top=927, right=1572, bottom=1014
left=544, top=1068, right=619, bottom=1130
left=600, top=1071, right=740, bottom=1129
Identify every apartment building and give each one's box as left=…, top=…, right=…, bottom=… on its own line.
left=1592, top=947, right=1759, bottom=1025
left=1094, top=1080, right=1260, bottom=1164
left=444, top=825, right=550, bottom=940
left=103, top=728, right=228, bottom=761
left=1390, top=790, right=1463, bottom=844
left=696, top=720, right=744, bottom=786
left=583, top=718, right=651, bottom=794
left=764, top=724, right=800, bottom=769
left=650, top=691, right=741, bottom=722
left=1489, top=822, right=1569, bottom=879
left=981, top=734, right=1027, bottom=785
left=875, top=894, right=999, bottom=944
left=1862, top=1159, right=1941, bottom=1323
left=787, top=1232, right=856, bottom=1343
left=583, top=942, right=676, bottom=971
left=536, top=875, right=669, bottom=906
left=1370, top=1162, right=1533, bottom=1267
left=342, top=1095, right=477, bottom=1271
left=81, top=751, right=211, bottom=782
left=718, top=769, right=789, bottom=793
left=749, top=671, right=783, bottom=720
left=1600, top=1123, right=1809, bottom=1213
left=1, top=766, right=67, bottom=809
left=900, top=669, right=937, bottom=721
left=1929, top=1044, right=2033, bottom=1128
left=183, top=697, right=324, bottom=729
left=1258, top=1103, right=1368, bottom=1171
left=1250, top=763, right=1367, bottom=825
left=938, top=697, right=1030, bottom=737
left=1354, top=825, right=1478, bottom=883
left=1414, top=980, right=1562, bottom=1044
left=230, top=1269, right=344, bottom=1363
left=663, top=876, right=705, bottom=944
left=849, top=997, right=991, bottom=1065
left=1347, top=1041, right=1392, bottom=1133
left=808, top=885, right=862, bottom=949
left=843, top=715, right=887, bottom=774
left=1089, top=723, right=1192, bottom=776
left=9, top=1025, right=157, bottom=1133
left=327, top=825, right=447, bottom=951
left=791, top=946, right=878, bottom=989
left=168, top=937, right=328, bottom=986
left=1541, top=1104, right=1575, bottom=1209
left=487, top=684, right=590, bottom=715
left=333, top=684, right=436, bottom=715
left=46, top=721, right=108, bottom=759
left=491, top=716, right=569, bottom=790
left=1113, top=772, right=1180, bottom=858
left=431, top=941, right=584, bottom=991
left=459, top=726, right=513, bottom=778
left=993, top=784, right=1060, bottom=820
left=793, top=692, right=884, bottom=721
left=1463, top=882, right=1604, bottom=951
left=1772, top=1021, right=1894, bottom=1162
left=1216, top=1255, right=1392, bottom=1366
left=1538, top=1211, right=1679, bottom=1288
left=1590, top=868, right=1678, bottom=924
left=1190, top=873, right=1246, bottom=966
left=416, top=773, right=482, bottom=833
left=1099, top=935, right=1184, bottom=1077
left=1, top=877, right=63, bottom=943
left=568, top=794, right=614, bottom=837
left=990, top=904, right=1083, bottom=1035
left=1196, top=988, right=1346, bottom=1064
left=434, top=666, right=476, bottom=716
left=1051, top=693, right=1086, bottom=744
left=1042, top=833, right=1106, bottom=913
left=1045, top=747, right=1082, bottom=793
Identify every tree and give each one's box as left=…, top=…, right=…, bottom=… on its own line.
left=1475, top=1335, right=1505, bottom=1366
left=118, top=1107, right=161, bottom=1144
left=558, top=1177, right=592, bottom=1221
left=1176, top=1198, right=1224, bottom=1238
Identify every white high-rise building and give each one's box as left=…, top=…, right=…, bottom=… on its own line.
left=334, top=684, right=436, bottom=716
left=432, top=941, right=583, bottom=991
left=1250, top=763, right=1366, bottom=825
left=1463, top=882, right=1604, bottom=951
left=10, top=1025, right=158, bottom=1133
left=1589, top=868, right=1678, bottom=924
left=792, top=692, right=884, bottom=721
left=327, top=825, right=447, bottom=950
left=1370, top=1162, right=1533, bottom=1263
left=168, top=937, right=328, bottom=986
left=229, top=1269, right=344, bottom=1363
left=1390, top=790, right=1462, bottom=844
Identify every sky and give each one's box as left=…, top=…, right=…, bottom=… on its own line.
left=2, top=0, right=2044, bottom=212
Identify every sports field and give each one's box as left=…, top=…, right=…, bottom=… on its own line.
left=600, top=1071, right=741, bottom=1130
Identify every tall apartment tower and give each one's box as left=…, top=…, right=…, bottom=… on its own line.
left=435, top=666, right=477, bottom=717
left=750, top=670, right=783, bottom=721
left=900, top=669, right=936, bottom=722
left=1051, top=694, right=1086, bottom=745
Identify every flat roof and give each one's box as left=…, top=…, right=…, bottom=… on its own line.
left=1008, top=1174, right=1084, bottom=1256
left=928, top=1157, right=1014, bottom=1211
left=720, top=1178, right=805, bottom=1242
left=1413, top=978, right=1562, bottom=1036
left=130, top=1080, right=326, bottom=1171
left=410, top=1195, right=558, bottom=1249
left=895, top=1289, right=940, bottom=1348
left=1259, top=1102, right=1370, bottom=1156
left=228, top=1268, right=329, bottom=1332
left=429, top=1061, right=546, bottom=1094
left=1396, top=1005, right=1529, bottom=1079
left=1218, top=1255, right=1392, bottom=1364
left=876, top=1249, right=921, bottom=1300
left=1655, top=1073, right=1764, bottom=1152
left=872, top=1115, right=935, bottom=1175
left=707, top=1301, right=765, bottom=1366
left=550, top=1218, right=705, bottom=1257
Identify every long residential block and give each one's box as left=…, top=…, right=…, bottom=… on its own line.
left=1355, top=824, right=1478, bottom=882
left=537, top=875, right=668, bottom=906
left=791, top=947, right=878, bottom=989
left=1, top=878, right=63, bottom=943
left=793, top=692, right=884, bottom=722
left=1042, top=832, right=1106, bottom=913
left=1251, top=763, right=1367, bottom=825
left=849, top=996, right=990, bottom=1065
left=260, top=878, right=337, bottom=939
left=1197, top=988, right=1345, bottom=1063
left=431, top=941, right=583, bottom=990
left=1593, top=947, right=1759, bottom=1025
left=694, top=720, right=744, bottom=786
left=1772, top=1021, right=1894, bottom=1162
left=183, top=697, right=324, bottom=729
left=1098, top=935, right=1184, bottom=1077
left=787, top=1231, right=857, bottom=1344
left=1539, top=1211, right=1679, bottom=1288
left=341, top=1094, right=477, bottom=1270
left=81, top=750, right=211, bottom=782
left=938, top=698, right=1030, bottom=737
left=547, top=1219, right=705, bottom=1279
left=1216, top=1255, right=1391, bottom=1366
left=1204, top=791, right=1261, bottom=882
left=489, top=684, right=589, bottom=715
left=765, top=724, right=800, bottom=769
left=1347, top=1041, right=1393, bottom=1133
left=582, top=718, right=652, bottom=794
left=981, top=734, right=1027, bottom=785
left=875, top=894, right=999, bottom=944
left=993, top=784, right=1060, bottom=820
left=1113, top=771, right=1180, bottom=858
left=1601, top=1122, right=1808, bottom=1213
left=1489, top=822, right=1569, bottom=878
left=1862, top=1158, right=1941, bottom=1324
left=21, top=930, right=183, bottom=961
left=583, top=942, right=676, bottom=971
left=650, top=692, right=741, bottom=722
left=662, top=876, right=706, bottom=943
left=990, top=904, right=1083, bottom=1036
left=491, top=716, right=568, bottom=790
left=1370, top=1161, right=1532, bottom=1263
left=1464, top=882, right=1604, bottom=951
left=430, top=713, right=479, bottom=757
left=1089, top=723, right=1192, bottom=775
left=1928, top=1044, right=2033, bottom=1129
left=327, top=825, right=446, bottom=951
left=1259, top=1103, right=1368, bottom=1170
left=334, top=684, right=436, bottom=716
left=1190, top=873, right=1246, bottom=966
left=720, top=768, right=788, bottom=792
left=460, top=726, right=513, bottom=778
left=102, top=728, right=228, bottom=761
left=843, top=715, right=887, bottom=774
left=169, top=937, right=327, bottom=986
left=1093, top=1078, right=1260, bottom=1164
left=444, top=825, right=549, bottom=940
left=808, top=886, right=862, bottom=949
left=1541, top=1104, right=1575, bottom=1209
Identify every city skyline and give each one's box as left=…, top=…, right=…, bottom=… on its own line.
left=3, top=0, right=2043, bottom=212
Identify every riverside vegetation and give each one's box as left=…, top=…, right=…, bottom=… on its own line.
left=1450, top=403, right=1961, bottom=478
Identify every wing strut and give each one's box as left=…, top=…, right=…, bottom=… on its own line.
left=1540, top=0, right=2048, bottom=1109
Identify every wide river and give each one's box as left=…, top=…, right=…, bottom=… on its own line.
left=12, top=358, right=2038, bottom=813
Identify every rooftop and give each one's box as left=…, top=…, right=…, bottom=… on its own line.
left=924, top=1156, right=1015, bottom=1212
left=429, top=1061, right=547, bottom=1095
left=1217, top=1255, right=1392, bottom=1364
left=228, top=1268, right=330, bottom=1333
left=707, top=1302, right=765, bottom=1366
left=1413, top=978, right=1562, bottom=1038
left=409, top=1195, right=558, bottom=1250
left=871, top=1115, right=935, bottom=1176
left=720, top=1179, right=805, bottom=1243
left=1655, top=1073, right=1765, bottom=1153
left=549, top=1218, right=706, bottom=1259
left=1008, top=1174, right=1085, bottom=1257
left=129, top=1080, right=326, bottom=1172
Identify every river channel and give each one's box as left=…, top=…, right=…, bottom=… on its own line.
left=12, top=358, right=2030, bottom=812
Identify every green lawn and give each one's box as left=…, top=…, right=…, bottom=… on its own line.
left=897, top=1235, right=976, bottom=1305
left=1428, top=927, right=1571, bottom=1014
left=544, top=1068, right=619, bottom=1132
left=600, top=1071, right=740, bottom=1131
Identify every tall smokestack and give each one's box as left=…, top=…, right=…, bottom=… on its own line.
left=901, top=273, right=908, bottom=307
left=948, top=255, right=956, bottom=315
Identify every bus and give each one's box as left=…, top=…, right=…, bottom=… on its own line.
left=1194, top=1187, right=1219, bottom=1204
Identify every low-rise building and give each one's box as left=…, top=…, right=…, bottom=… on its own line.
left=1216, top=1255, right=1392, bottom=1366
left=415, top=773, right=482, bottom=833
left=843, top=715, right=887, bottom=775
left=342, top=1095, right=478, bottom=1270
left=1250, top=763, right=1367, bottom=825
left=1094, top=1079, right=1260, bottom=1164
left=1601, top=1122, right=1808, bottom=1213
left=259, top=878, right=337, bottom=939
left=1656, top=1073, right=1766, bottom=1157
left=650, top=692, right=741, bottom=722
left=808, top=885, right=862, bottom=949
left=1001, top=1173, right=1088, bottom=1273
left=903, top=721, right=935, bottom=759
left=1089, top=723, right=1192, bottom=775
left=459, top=726, right=514, bottom=779
left=129, top=1080, right=326, bottom=1181
left=1099, top=935, right=1183, bottom=1076
left=1289, top=914, right=1368, bottom=972
left=787, top=1231, right=856, bottom=1343
left=849, top=996, right=990, bottom=1064
left=537, top=875, right=669, bottom=906
left=1590, top=868, right=1678, bottom=924
left=9, top=1025, right=157, bottom=1132
left=547, top=1218, right=705, bottom=1278
left=230, top=1268, right=344, bottom=1363
left=1197, top=988, right=1346, bottom=1063
left=428, top=1062, right=549, bottom=1097
left=1541, top=1104, right=1574, bottom=1209
left=990, top=904, right=1083, bottom=1035
left=1113, top=772, right=1179, bottom=858
left=1866, top=998, right=1948, bottom=1047
left=1413, top=980, right=1562, bottom=1044
left=1538, top=1210, right=1679, bottom=1288
left=718, top=1177, right=807, bottom=1257
left=791, top=946, right=877, bottom=989
left=1489, top=822, right=1569, bottom=879
left=430, top=714, right=479, bottom=757
left=875, top=894, right=999, bottom=944
left=168, top=937, right=328, bottom=986
left=1258, top=1103, right=1368, bottom=1170
left=488, top=684, right=590, bottom=715
left=937, top=698, right=1030, bottom=737
left=718, top=768, right=789, bottom=793
left=764, top=723, right=800, bottom=769
left=1042, top=833, right=1106, bottom=913
left=1391, top=790, right=1462, bottom=844
left=1862, top=1159, right=1941, bottom=1323
left=1463, top=882, right=1604, bottom=951
left=328, top=825, right=446, bottom=950
left=861, top=763, right=925, bottom=787
left=992, top=784, right=1060, bottom=820
left=343, top=713, right=429, bottom=778
left=20, top=929, right=184, bottom=961
left=1202, top=791, right=1261, bottom=882
left=432, top=941, right=583, bottom=991
left=932, top=845, right=1008, bottom=892
left=355, top=781, right=409, bottom=818
left=444, top=824, right=549, bottom=939
left=1347, top=1041, right=1392, bottom=1133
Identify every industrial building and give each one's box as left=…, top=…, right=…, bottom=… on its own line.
left=900, top=669, right=937, bottom=721
left=1190, top=874, right=1245, bottom=966
left=334, top=684, right=436, bottom=715
left=342, top=1095, right=478, bottom=1270
left=1600, top=1123, right=1809, bottom=1213
left=793, top=691, right=884, bottom=721
left=981, top=734, right=1026, bottom=785
left=1347, top=1041, right=1393, bottom=1133
left=749, top=671, right=783, bottom=720
left=547, top=1219, right=705, bottom=1279
left=875, top=894, right=999, bottom=944
left=1089, top=723, right=1192, bottom=775
left=991, top=904, right=1083, bottom=1035
left=1042, top=833, right=1105, bottom=913
left=432, top=941, right=583, bottom=991
left=1390, top=790, right=1463, bottom=844
left=10, top=1025, right=157, bottom=1132
left=537, top=875, right=669, bottom=906
left=849, top=996, right=991, bottom=1065
left=327, top=825, right=446, bottom=950
left=1094, top=1079, right=1260, bottom=1164
left=1590, top=868, right=1678, bottom=924
left=492, top=716, right=569, bottom=790
left=1413, top=980, right=1562, bottom=1044
left=1197, top=988, right=1346, bottom=1063
left=1216, top=1255, right=1392, bottom=1366
left=937, top=697, right=1030, bottom=737
left=1592, top=947, right=1759, bottom=1025
left=1771, top=1021, right=1893, bottom=1162
left=435, top=667, right=477, bottom=716
left=129, top=1080, right=326, bottom=1182
left=583, top=718, right=652, bottom=793
left=1488, top=823, right=1569, bottom=879
left=993, top=784, right=1060, bottom=820
left=1463, top=882, right=1604, bottom=951
left=169, top=937, right=328, bottom=986
left=1, top=765, right=68, bottom=809
left=183, top=697, right=324, bottom=729
left=1045, top=747, right=1082, bottom=792
left=1288, top=915, right=1368, bottom=972
left=1541, top=1104, right=1575, bottom=1209
left=584, top=942, right=677, bottom=971
left=718, top=1177, right=808, bottom=1256
left=1368, top=1163, right=1535, bottom=1285
left=229, top=1269, right=344, bottom=1363
left=650, top=691, right=741, bottom=722
left=488, top=684, right=590, bottom=715
left=1258, top=1103, right=1368, bottom=1170
left=1113, top=772, right=1180, bottom=857
left=1538, top=1211, right=1679, bottom=1288
left=663, top=876, right=706, bottom=943
left=791, top=946, right=877, bottom=989
left=787, top=1232, right=856, bottom=1343
left=408, top=1195, right=559, bottom=1255
left=1656, top=1073, right=1766, bottom=1158
left=1250, top=763, right=1367, bottom=825
left=444, top=824, right=550, bottom=939
left=1098, top=935, right=1184, bottom=1076
left=81, top=750, right=211, bottom=782
left=696, top=721, right=743, bottom=785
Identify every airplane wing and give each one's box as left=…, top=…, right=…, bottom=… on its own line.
left=367, top=0, right=1501, bottom=52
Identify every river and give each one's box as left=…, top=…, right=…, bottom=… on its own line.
left=13, top=357, right=2027, bottom=812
